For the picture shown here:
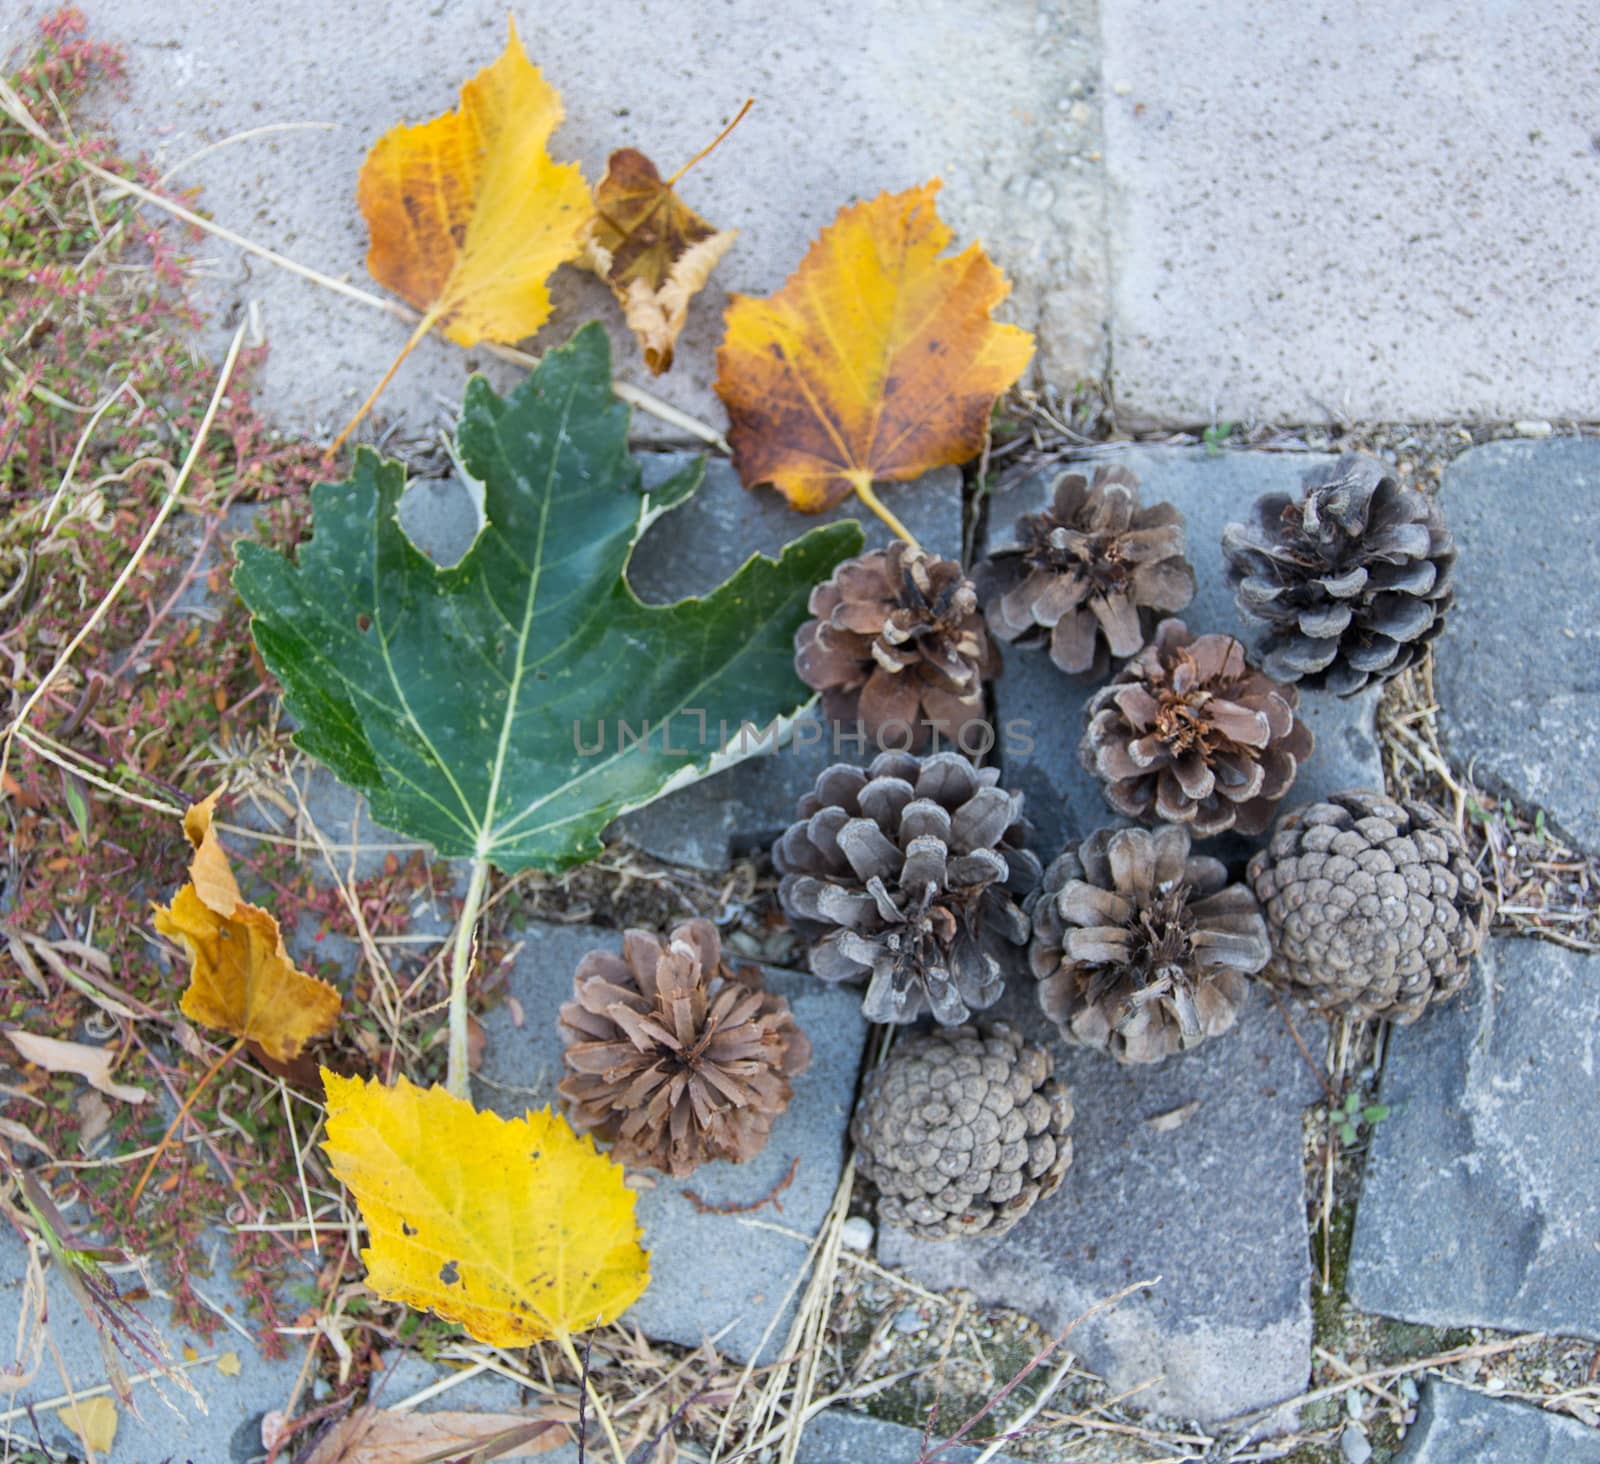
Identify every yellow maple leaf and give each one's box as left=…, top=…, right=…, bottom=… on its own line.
left=152, top=791, right=340, bottom=1062
left=335, top=20, right=592, bottom=448
left=715, top=180, right=1033, bottom=539
left=322, top=1072, right=649, bottom=1348
left=581, top=104, right=749, bottom=375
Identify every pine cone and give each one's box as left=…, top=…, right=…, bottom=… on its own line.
left=851, top=1023, right=1073, bottom=1240
left=775, top=750, right=1041, bottom=1025
left=980, top=465, right=1196, bottom=676
left=794, top=543, right=998, bottom=752
left=1247, top=790, right=1492, bottom=1022
left=1222, top=454, right=1456, bottom=696
left=558, top=920, right=812, bottom=1176
left=1028, top=824, right=1270, bottom=1063
left=1082, top=618, right=1313, bottom=837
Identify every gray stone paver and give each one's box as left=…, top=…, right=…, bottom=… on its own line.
left=479, top=920, right=867, bottom=1365
left=0, top=1223, right=302, bottom=1464
left=616, top=456, right=963, bottom=871
left=800, top=1407, right=1027, bottom=1463
left=1395, top=1379, right=1600, bottom=1463
left=1435, top=438, right=1600, bottom=852
left=66, top=0, right=1107, bottom=442
left=1348, top=938, right=1600, bottom=1342
left=983, top=447, right=1386, bottom=861
left=876, top=981, right=1322, bottom=1422
left=1100, top=2, right=1600, bottom=423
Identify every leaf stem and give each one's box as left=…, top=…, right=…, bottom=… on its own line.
left=327, top=310, right=438, bottom=457
left=848, top=472, right=920, bottom=548
left=557, top=1330, right=627, bottom=1464
left=667, top=98, right=754, bottom=187
left=445, top=858, right=491, bottom=1102
left=128, top=1036, right=246, bottom=1209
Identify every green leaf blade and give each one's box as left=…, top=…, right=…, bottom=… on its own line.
left=235, top=324, right=864, bottom=872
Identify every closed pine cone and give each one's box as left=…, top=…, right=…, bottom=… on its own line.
left=1082, top=618, right=1313, bottom=837
left=1028, top=824, right=1271, bottom=1063
left=980, top=464, right=1196, bottom=676
left=794, top=542, right=998, bottom=752
left=558, top=920, right=811, bottom=1176
left=1222, top=454, right=1456, bottom=696
left=851, top=1023, right=1073, bottom=1241
left=775, top=751, right=1041, bottom=1025
left=1248, top=790, right=1492, bottom=1022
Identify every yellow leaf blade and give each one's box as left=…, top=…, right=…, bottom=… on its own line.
left=322, top=1073, right=649, bottom=1346
left=357, top=20, right=591, bottom=348
left=153, top=794, right=340, bottom=1061
left=715, top=180, right=1034, bottom=513
left=56, top=1397, right=117, bottom=1455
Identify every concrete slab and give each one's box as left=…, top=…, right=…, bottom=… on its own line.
left=47, top=0, right=1110, bottom=445
left=1396, top=1379, right=1600, bottom=1463
left=478, top=920, right=868, bottom=1365
left=1435, top=437, right=1600, bottom=851
left=983, top=447, right=1385, bottom=863
left=1100, top=2, right=1600, bottom=424
left=1348, top=938, right=1600, bottom=1342
left=876, top=982, right=1322, bottom=1422
left=0, top=1222, right=301, bottom=1464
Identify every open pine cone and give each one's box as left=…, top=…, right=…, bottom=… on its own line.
left=1222, top=454, right=1456, bottom=696
left=1028, top=824, right=1270, bottom=1063
left=558, top=920, right=812, bottom=1176
left=1082, top=618, right=1313, bottom=837
left=980, top=465, right=1196, bottom=676
left=851, top=1023, right=1073, bottom=1240
left=775, top=750, right=1041, bottom=1025
left=1248, top=790, right=1492, bottom=1022
left=794, top=543, right=998, bottom=752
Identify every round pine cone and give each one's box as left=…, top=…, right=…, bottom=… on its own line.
left=1247, top=790, right=1492, bottom=1022
left=558, top=920, right=812, bottom=1177
left=1222, top=454, right=1456, bottom=696
left=775, top=751, right=1041, bottom=1025
left=851, top=1023, right=1073, bottom=1241
left=1082, top=618, right=1313, bottom=837
left=1029, top=824, right=1271, bottom=1063
left=794, top=542, right=998, bottom=752
left=980, top=465, right=1196, bottom=676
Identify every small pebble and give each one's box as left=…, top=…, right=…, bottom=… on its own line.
left=840, top=1216, right=874, bottom=1252
left=1514, top=419, right=1554, bottom=437
left=1399, top=1377, right=1420, bottom=1403
left=893, top=1305, right=927, bottom=1335
left=1341, top=1422, right=1373, bottom=1464
left=1485, top=1375, right=1506, bottom=1393
left=1345, top=1386, right=1364, bottom=1418
left=1112, top=79, right=1134, bottom=95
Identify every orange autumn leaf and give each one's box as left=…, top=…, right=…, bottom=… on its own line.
left=335, top=20, right=591, bottom=448
left=715, top=180, right=1033, bottom=532
left=152, top=792, right=339, bottom=1062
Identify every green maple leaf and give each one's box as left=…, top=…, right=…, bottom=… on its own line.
left=234, top=324, right=862, bottom=872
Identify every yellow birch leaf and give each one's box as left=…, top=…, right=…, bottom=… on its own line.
left=359, top=19, right=589, bottom=348
left=715, top=180, right=1033, bottom=529
left=56, top=1397, right=117, bottom=1455
left=582, top=147, right=737, bottom=375
left=215, top=1350, right=241, bottom=1377
left=322, top=1072, right=649, bottom=1347
left=152, top=791, right=340, bottom=1062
